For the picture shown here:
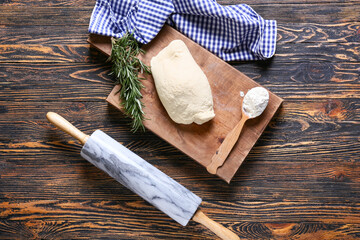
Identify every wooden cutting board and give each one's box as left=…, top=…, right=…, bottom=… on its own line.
left=88, top=25, right=283, bottom=183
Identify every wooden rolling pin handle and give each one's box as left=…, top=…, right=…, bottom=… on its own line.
left=193, top=210, right=240, bottom=240
left=46, top=112, right=89, bottom=145
left=207, top=116, right=248, bottom=174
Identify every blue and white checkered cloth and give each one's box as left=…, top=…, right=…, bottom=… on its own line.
left=89, top=0, right=277, bottom=61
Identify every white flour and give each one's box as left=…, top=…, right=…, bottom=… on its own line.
left=242, top=87, right=269, bottom=118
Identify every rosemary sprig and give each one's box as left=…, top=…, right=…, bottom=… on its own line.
left=110, top=33, right=151, bottom=132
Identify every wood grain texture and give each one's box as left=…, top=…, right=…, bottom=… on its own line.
left=0, top=0, right=359, bottom=239
left=88, top=26, right=283, bottom=183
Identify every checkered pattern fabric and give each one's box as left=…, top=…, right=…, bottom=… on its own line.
left=89, top=0, right=277, bottom=61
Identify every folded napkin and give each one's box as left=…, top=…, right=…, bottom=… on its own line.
left=89, top=0, right=277, bottom=61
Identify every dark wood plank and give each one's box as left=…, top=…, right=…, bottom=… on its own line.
left=0, top=0, right=94, bottom=7
left=2, top=0, right=360, bottom=6
left=0, top=26, right=90, bottom=45
left=277, top=23, right=360, bottom=44
left=1, top=60, right=359, bottom=102
left=251, top=4, right=360, bottom=23
left=2, top=139, right=360, bottom=200
left=1, top=41, right=359, bottom=63
left=0, top=219, right=359, bottom=239
left=1, top=22, right=359, bottom=45
left=1, top=4, right=360, bottom=26
left=0, top=6, right=92, bottom=26
left=1, top=108, right=359, bottom=167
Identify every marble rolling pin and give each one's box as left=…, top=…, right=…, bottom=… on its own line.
left=46, top=112, right=239, bottom=240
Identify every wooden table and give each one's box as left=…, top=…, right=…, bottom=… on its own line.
left=1, top=0, right=359, bottom=239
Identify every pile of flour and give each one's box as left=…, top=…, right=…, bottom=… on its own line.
left=242, top=87, right=269, bottom=118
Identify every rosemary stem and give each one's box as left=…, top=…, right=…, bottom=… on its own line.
left=110, top=33, right=151, bottom=132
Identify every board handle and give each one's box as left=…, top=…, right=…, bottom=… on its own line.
left=46, top=112, right=89, bottom=145
left=192, top=210, right=240, bottom=240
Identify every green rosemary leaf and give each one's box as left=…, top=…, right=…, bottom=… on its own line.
left=110, top=32, right=151, bottom=132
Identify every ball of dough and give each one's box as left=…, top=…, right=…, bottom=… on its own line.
left=151, top=40, right=215, bottom=125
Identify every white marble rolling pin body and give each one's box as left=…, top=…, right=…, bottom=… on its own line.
left=81, top=130, right=202, bottom=226
left=46, top=112, right=239, bottom=240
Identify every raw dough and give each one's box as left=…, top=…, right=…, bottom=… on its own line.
left=150, top=40, right=215, bottom=125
